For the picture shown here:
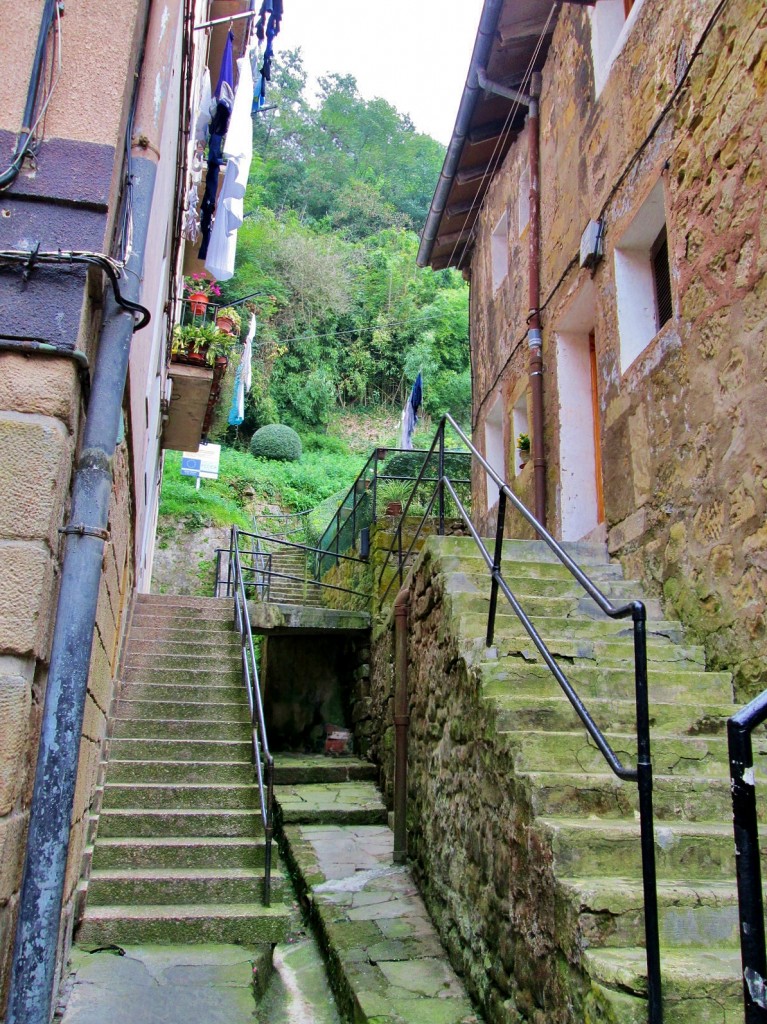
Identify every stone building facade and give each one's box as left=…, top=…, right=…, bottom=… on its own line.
left=420, top=0, right=767, bottom=703
left=0, top=0, right=239, bottom=1014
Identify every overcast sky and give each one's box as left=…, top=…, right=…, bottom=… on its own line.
left=277, top=0, right=485, bottom=145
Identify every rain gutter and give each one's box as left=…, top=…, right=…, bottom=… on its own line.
left=416, top=0, right=505, bottom=268
left=6, top=0, right=182, bottom=1019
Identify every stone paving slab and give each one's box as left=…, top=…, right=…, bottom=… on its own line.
left=275, top=782, right=388, bottom=825
left=282, top=824, right=479, bottom=1024
left=59, top=943, right=270, bottom=1024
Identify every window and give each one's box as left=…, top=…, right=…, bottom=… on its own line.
left=512, top=393, right=529, bottom=477
left=590, top=0, right=646, bottom=96
left=614, top=180, right=673, bottom=373
left=491, top=212, right=508, bottom=292
left=484, top=393, right=505, bottom=508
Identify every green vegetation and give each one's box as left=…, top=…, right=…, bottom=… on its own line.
left=249, top=423, right=303, bottom=462
left=210, top=55, right=471, bottom=448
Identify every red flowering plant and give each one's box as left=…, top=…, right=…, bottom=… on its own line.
left=183, top=273, right=221, bottom=300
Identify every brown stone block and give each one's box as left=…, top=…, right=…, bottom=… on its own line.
left=0, top=812, right=28, bottom=903
left=0, top=542, right=55, bottom=657
left=0, top=413, right=73, bottom=545
left=0, top=667, right=33, bottom=815
left=0, top=356, right=79, bottom=431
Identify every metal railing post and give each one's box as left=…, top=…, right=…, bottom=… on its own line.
left=227, top=526, right=235, bottom=598
left=487, top=490, right=507, bottom=647
left=633, top=605, right=663, bottom=1024
left=438, top=422, right=445, bottom=535
left=397, top=521, right=404, bottom=586
left=373, top=450, right=379, bottom=523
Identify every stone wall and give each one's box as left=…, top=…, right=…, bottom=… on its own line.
left=368, top=546, right=587, bottom=1024
left=468, top=0, right=767, bottom=701
left=0, top=354, right=133, bottom=1008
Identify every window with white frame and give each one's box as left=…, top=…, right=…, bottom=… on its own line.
left=491, top=212, right=509, bottom=292
left=590, top=0, right=645, bottom=96
left=614, top=179, right=673, bottom=373
left=484, top=393, right=505, bottom=508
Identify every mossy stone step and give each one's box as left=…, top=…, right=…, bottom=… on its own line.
left=436, top=552, right=625, bottom=582
left=103, top=759, right=255, bottom=785
left=91, top=836, right=269, bottom=869
left=488, top=693, right=733, bottom=736
left=114, top=698, right=250, bottom=724
left=129, top=621, right=237, bottom=640
left=432, top=535, right=613, bottom=564
left=119, top=681, right=245, bottom=702
left=97, top=808, right=264, bottom=838
left=523, top=770, right=758, bottom=823
left=125, top=653, right=241, bottom=671
left=443, top=578, right=665, bottom=620
left=111, top=717, right=251, bottom=741
left=440, top=567, right=656, bottom=601
left=540, top=818, right=746, bottom=880
left=127, top=636, right=242, bottom=654
left=583, top=947, right=743, bottom=1023
left=273, top=753, right=378, bottom=784
left=558, top=876, right=741, bottom=949
left=76, top=901, right=290, bottom=946
left=101, top=782, right=263, bottom=811
left=121, top=665, right=242, bottom=685
left=86, top=866, right=287, bottom=906
left=107, top=738, right=252, bottom=761
left=504, top=729, right=729, bottom=777
left=274, top=781, right=387, bottom=825
left=480, top=660, right=732, bottom=703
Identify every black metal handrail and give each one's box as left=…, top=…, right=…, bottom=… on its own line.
left=229, top=526, right=275, bottom=905
left=729, top=692, right=767, bottom=1023
left=377, top=413, right=662, bottom=1024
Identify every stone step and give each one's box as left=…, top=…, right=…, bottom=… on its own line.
left=433, top=536, right=614, bottom=565
left=121, top=665, right=242, bottom=685
left=114, top=698, right=250, bottom=723
left=540, top=818, right=743, bottom=880
left=137, top=595, right=232, bottom=613
left=559, top=876, right=741, bottom=950
left=274, top=781, right=388, bottom=825
left=125, top=654, right=241, bottom=673
left=111, top=718, right=251, bottom=741
left=439, top=569, right=650, bottom=601
left=505, top=730, right=730, bottom=777
left=108, top=737, right=252, bottom=762
left=523, top=770, right=759, bottom=823
left=76, top=901, right=291, bottom=946
left=452, top=600, right=685, bottom=641
left=272, top=754, right=377, bottom=785
left=127, top=636, right=242, bottom=656
left=488, top=694, right=734, bottom=737
left=103, top=759, right=255, bottom=785
left=121, top=681, right=245, bottom=702
left=129, top=619, right=237, bottom=640
left=102, top=782, right=263, bottom=811
left=443, top=579, right=665, bottom=620
left=583, top=947, right=742, bottom=1023
left=90, top=836, right=269, bottom=869
left=86, top=866, right=288, bottom=906
left=480, top=661, right=733, bottom=704
left=97, top=808, right=264, bottom=838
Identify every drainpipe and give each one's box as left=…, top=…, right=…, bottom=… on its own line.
left=6, top=3, right=182, bottom=1021
left=393, top=588, right=411, bottom=865
left=527, top=72, right=546, bottom=527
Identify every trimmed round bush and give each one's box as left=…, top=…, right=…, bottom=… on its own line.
left=249, top=424, right=303, bottom=462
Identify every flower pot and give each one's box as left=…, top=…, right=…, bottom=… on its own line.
left=215, top=314, right=237, bottom=335
left=188, top=292, right=209, bottom=316
left=386, top=501, right=403, bottom=516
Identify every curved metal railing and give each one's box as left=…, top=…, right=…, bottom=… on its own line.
left=377, top=412, right=662, bottom=1024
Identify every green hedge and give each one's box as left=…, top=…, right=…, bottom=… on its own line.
left=249, top=424, right=303, bottom=462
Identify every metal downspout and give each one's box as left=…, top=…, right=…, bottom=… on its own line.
left=393, top=588, right=411, bottom=864
left=6, top=1, right=181, bottom=1019
left=526, top=72, right=546, bottom=527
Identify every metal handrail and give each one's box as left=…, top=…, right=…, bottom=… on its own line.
left=377, top=413, right=662, bottom=1024
left=229, top=526, right=275, bottom=905
left=728, top=692, right=767, bottom=1023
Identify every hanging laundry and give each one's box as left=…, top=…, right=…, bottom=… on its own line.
left=204, top=53, right=254, bottom=280
left=182, top=184, right=201, bottom=243
left=400, top=372, right=423, bottom=450
left=198, top=39, right=236, bottom=261
left=214, top=30, right=235, bottom=99
left=228, top=314, right=255, bottom=427
left=193, top=67, right=212, bottom=144
left=254, top=0, right=283, bottom=110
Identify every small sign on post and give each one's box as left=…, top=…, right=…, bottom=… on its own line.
left=181, top=443, right=221, bottom=490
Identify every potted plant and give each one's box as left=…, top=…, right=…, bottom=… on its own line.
left=215, top=305, right=242, bottom=336
left=183, top=273, right=221, bottom=316
left=517, top=432, right=531, bottom=468
left=172, top=322, right=238, bottom=367
left=378, top=479, right=412, bottom=517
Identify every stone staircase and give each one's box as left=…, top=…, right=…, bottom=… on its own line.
left=411, top=537, right=753, bottom=1024
left=77, top=594, right=291, bottom=946
left=261, top=547, right=327, bottom=607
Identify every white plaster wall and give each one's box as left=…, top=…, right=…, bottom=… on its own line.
left=557, top=333, right=599, bottom=540
left=484, top=394, right=506, bottom=509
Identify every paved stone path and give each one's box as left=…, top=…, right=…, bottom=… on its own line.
left=282, top=823, right=479, bottom=1024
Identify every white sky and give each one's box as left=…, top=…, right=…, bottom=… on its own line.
left=277, top=0, right=485, bottom=145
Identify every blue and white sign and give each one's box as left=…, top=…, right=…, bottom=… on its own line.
left=181, top=442, right=221, bottom=481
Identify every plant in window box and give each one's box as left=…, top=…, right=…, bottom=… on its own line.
left=183, top=273, right=221, bottom=315
left=171, top=322, right=238, bottom=367
left=516, top=432, right=531, bottom=468
left=214, top=306, right=242, bottom=336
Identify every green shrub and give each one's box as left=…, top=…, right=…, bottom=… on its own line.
left=249, top=424, right=303, bottom=462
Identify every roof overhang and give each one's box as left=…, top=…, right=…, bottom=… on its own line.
left=417, top=0, right=569, bottom=271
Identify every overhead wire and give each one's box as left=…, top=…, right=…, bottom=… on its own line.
left=8, top=2, right=63, bottom=177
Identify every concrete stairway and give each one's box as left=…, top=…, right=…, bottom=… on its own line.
left=261, top=547, right=327, bottom=607
left=77, top=594, right=291, bottom=946
left=425, top=538, right=750, bottom=1024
